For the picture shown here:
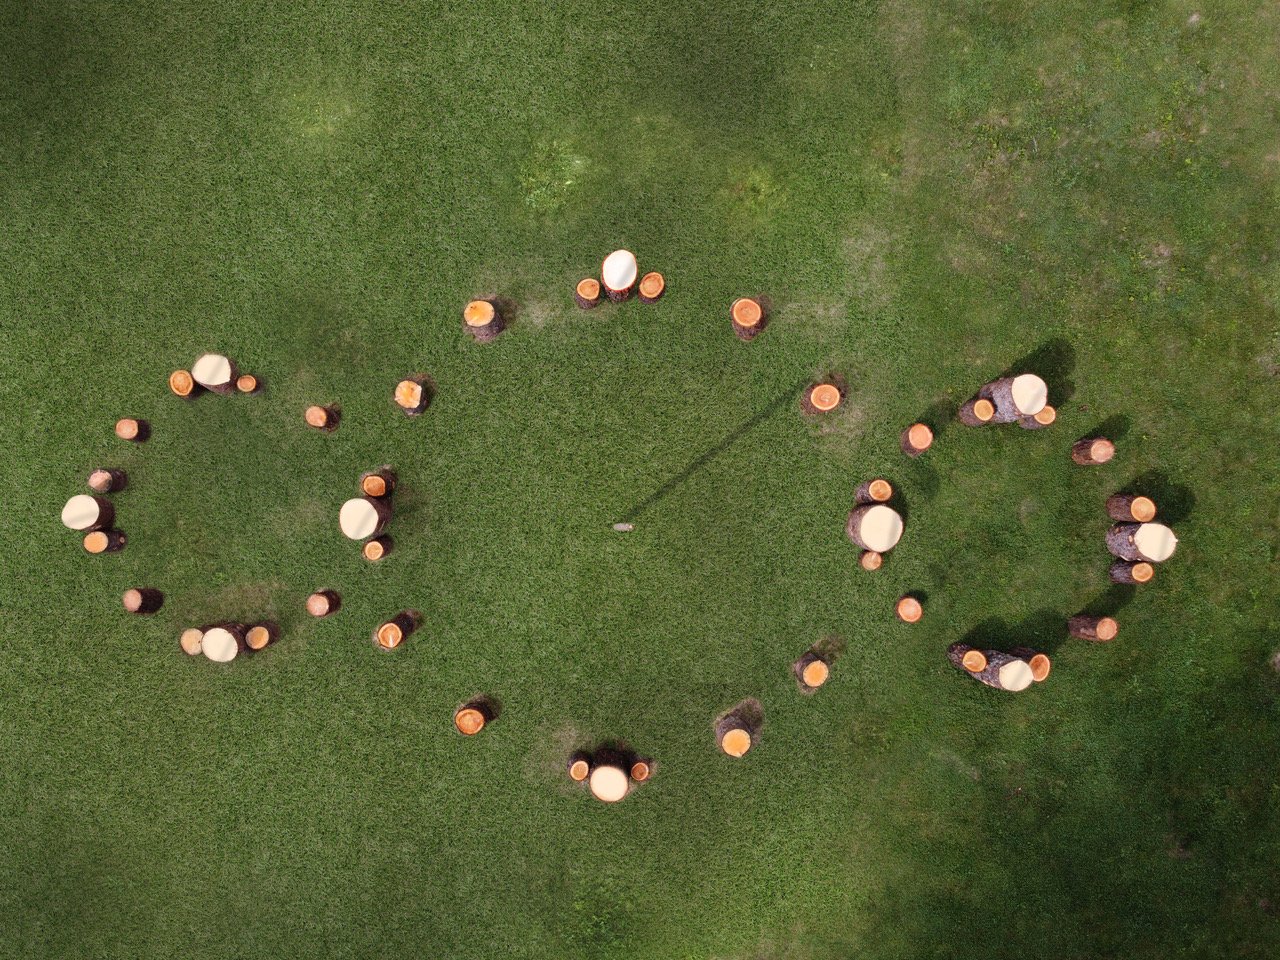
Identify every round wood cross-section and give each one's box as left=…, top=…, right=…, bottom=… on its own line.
left=179, top=628, right=204, bottom=656
left=1010, top=374, right=1048, bottom=415
left=362, top=474, right=389, bottom=498
left=245, top=626, right=271, bottom=651
left=903, top=423, right=933, bottom=454
left=236, top=374, right=259, bottom=394
left=306, top=592, right=335, bottom=617
left=1073, top=438, right=1115, bottom=465
left=638, top=272, right=665, bottom=303
left=376, top=622, right=403, bottom=650
left=961, top=649, right=988, bottom=672
left=454, top=708, right=486, bottom=736
left=192, top=353, right=234, bottom=391
left=201, top=627, right=239, bottom=663
left=122, top=588, right=160, bottom=614
left=339, top=498, right=385, bottom=541
left=630, top=761, right=651, bottom=782
left=115, top=418, right=143, bottom=440
left=731, top=298, right=762, bottom=328
left=1033, top=405, right=1056, bottom=426
left=809, top=384, right=841, bottom=412
left=1028, top=653, right=1052, bottom=681
left=896, top=596, right=923, bottom=623
left=62, top=495, right=108, bottom=531
left=362, top=537, right=390, bottom=561
left=1133, top=523, right=1177, bottom=562
left=847, top=504, right=904, bottom=552
left=801, top=659, right=830, bottom=688
left=1128, top=562, right=1155, bottom=583
left=588, top=765, right=629, bottom=802
left=997, top=659, right=1035, bottom=692
left=973, top=399, right=994, bottom=421
left=83, top=531, right=120, bottom=553
left=574, top=277, right=602, bottom=309
left=859, top=550, right=883, bottom=571
left=720, top=728, right=752, bottom=758
left=169, top=370, right=195, bottom=397
left=304, top=405, right=333, bottom=429
left=1094, top=617, right=1119, bottom=641
left=602, top=249, right=638, bottom=300
left=568, top=759, right=590, bottom=782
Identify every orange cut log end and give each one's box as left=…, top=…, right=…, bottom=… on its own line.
left=896, top=596, right=923, bottom=623
left=569, top=759, right=590, bottom=782
left=1028, top=653, right=1052, bottom=682
left=1033, top=405, right=1057, bottom=426
left=721, top=728, right=752, bottom=757
left=1096, top=617, right=1119, bottom=641
left=362, top=475, right=388, bottom=498
left=454, top=708, right=486, bottom=735
left=860, top=550, right=883, bottom=571
left=169, top=370, right=195, bottom=397
left=973, top=398, right=995, bottom=421
left=304, top=405, right=330, bottom=428
left=801, top=660, right=830, bottom=688
left=83, top=531, right=110, bottom=554
left=1132, top=562, right=1155, bottom=583
left=236, top=374, right=258, bottom=393
left=115, top=418, right=140, bottom=440
left=907, top=423, right=933, bottom=451
left=630, top=761, right=651, bottom=782
left=463, top=300, right=495, bottom=327
left=394, top=381, right=424, bottom=410
left=809, top=384, right=841, bottom=411
left=246, top=626, right=271, bottom=651
left=639, top=272, right=665, bottom=298
left=576, top=278, right=600, bottom=300
left=961, top=650, right=988, bottom=672
left=377, top=622, right=403, bottom=649
left=731, top=298, right=762, bottom=327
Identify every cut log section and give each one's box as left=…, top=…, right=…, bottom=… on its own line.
left=62, top=495, right=114, bottom=532
left=169, top=370, right=197, bottom=398
left=801, top=383, right=843, bottom=415
left=630, top=760, right=652, bottom=782
left=589, top=765, right=630, bottom=802
left=236, top=374, right=260, bottom=394
left=304, top=405, right=339, bottom=431
left=1072, top=437, right=1115, bottom=465
left=859, top=550, right=883, bottom=571
left=192, top=354, right=237, bottom=394
left=638, top=272, right=666, bottom=304
left=306, top=590, right=341, bottom=617
left=846, top=504, right=904, bottom=552
left=360, top=469, right=396, bottom=499
left=362, top=536, right=392, bottom=562
left=122, top=588, right=163, bottom=614
left=1106, top=494, right=1157, bottom=523
left=987, top=374, right=1048, bottom=423
left=716, top=708, right=759, bottom=758
left=1068, top=614, right=1119, bottom=642
left=1019, top=405, right=1056, bottom=430
left=179, top=628, right=204, bottom=656
left=1010, top=647, right=1052, bottom=682
left=115, top=418, right=148, bottom=441
left=730, top=297, right=765, bottom=340
left=83, top=530, right=126, bottom=554
left=1106, top=522, right=1177, bottom=562
left=574, top=277, right=602, bottom=309
left=454, top=707, right=487, bottom=736
left=946, top=644, right=1033, bottom=691
left=393, top=376, right=431, bottom=415
left=463, top=299, right=504, bottom=342
left=245, top=625, right=274, bottom=651
left=87, top=468, right=126, bottom=493
left=794, top=652, right=830, bottom=691
left=895, top=596, right=923, bottom=623
left=340, top=497, right=391, bottom=541
left=957, top=397, right=995, bottom=427
left=901, top=423, right=933, bottom=457
left=602, top=249, right=638, bottom=302
left=201, top=625, right=245, bottom=663
left=568, top=755, right=591, bottom=782
left=948, top=644, right=988, bottom=674
left=854, top=478, right=893, bottom=505
left=374, top=612, right=415, bottom=650
left=1110, top=560, right=1154, bottom=584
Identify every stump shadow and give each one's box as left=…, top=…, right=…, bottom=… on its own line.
left=1080, top=414, right=1132, bottom=443
left=1128, top=470, right=1197, bottom=524
left=962, top=610, right=1065, bottom=654
left=491, top=295, right=519, bottom=332
left=998, top=338, right=1077, bottom=405
left=913, top=397, right=955, bottom=443
left=1078, top=585, right=1138, bottom=618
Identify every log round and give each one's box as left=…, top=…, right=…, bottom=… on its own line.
left=1019, top=405, right=1056, bottom=430
left=795, top=653, right=830, bottom=689
left=201, top=627, right=241, bottom=663
left=62, top=495, right=113, bottom=531
left=236, top=374, right=259, bottom=394
left=361, top=470, right=395, bottom=499
left=568, top=758, right=590, bottom=782
left=846, top=504, right=904, bottom=552
left=245, top=625, right=272, bottom=651
left=730, top=298, right=764, bottom=339
left=376, top=621, right=404, bottom=650
left=362, top=536, right=392, bottom=561
left=1028, top=653, right=1051, bottom=681
left=630, top=761, right=652, bottom=782
left=574, top=277, right=602, bottom=309
left=859, top=550, right=883, bottom=571
left=1068, top=614, right=1118, bottom=642
left=179, top=628, right=204, bottom=656
left=122, top=588, right=162, bottom=614
left=718, top=724, right=752, bottom=758
left=958, top=397, right=995, bottom=426
left=901, top=423, right=933, bottom=456
left=1072, top=437, right=1115, bottom=465
left=340, top=497, right=390, bottom=541
left=638, top=272, right=666, bottom=304
left=306, top=590, right=339, bottom=617
left=454, top=707, right=486, bottom=736
left=463, top=300, right=503, bottom=341
left=589, top=765, right=629, bottom=802
left=192, top=353, right=236, bottom=393
left=1109, top=560, right=1154, bottom=584
left=83, top=530, right=125, bottom=553
left=88, top=468, right=125, bottom=493
left=989, top=374, right=1047, bottom=422
left=807, top=383, right=842, bottom=413
left=1106, top=494, right=1157, bottom=523
left=305, top=405, right=337, bottom=430
left=602, top=250, right=638, bottom=301
left=115, top=418, right=146, bottom=441
left=948, top=643, right=986, bottom=673
left=1107, top=522, right=1177, bottom=562
left=169, top=370, right=196, bottom=397
left=854, top=479, right=893, bottom=504
left=895, top=596, right=923, bottom=623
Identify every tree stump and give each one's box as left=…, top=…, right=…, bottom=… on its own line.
left=638, top=272, right=666, bottom=304
left=245, top=624, right=275, bottom=651
left=1106, top=522, right=1177, bottom=562
left=87, top=468, right=126, bottom=493
left=463, top=300, right=504, bottom=342
left=801, top=383, right=843, bottom=415
left=574, top=278, right=602, bottom=309
left=236, top=374, right=260, bottom=394
left=192, top=353, right=237, bottom=394
left=201, top=625, right=246, bottom=663
left=360, top=469, right=397, bottom=499
left=340, top=497, right=391, bottom=541
left=602, top=249, right=638, bottom=302
left=1106, top=494, right=1156, bottom=523
left=957, top=397, right=995, bottom=426
left=901, top=423, right=933, bottom=457
left=846, top=504, right=904, bottom=552
left=730, top=297, right=765, bottom=340
left=83, top=530, right=126, bottom=553
left=62, top=494, right=115, bottom=532
left=859, top=550, right=883, bottom=571
left=179, top=628, right=204, bottom=656
left=895, top=596, right=923, bottom=623
left=114, top=418, right=149, bottom=441
left=393, top=376, right=431, bottom=415
left=1018, top=405, right=1056, bottom=430
left=854, top=478, right=893, bottom=505
left=1072, top=437, right=1115, bottom=465
left=362, top=536, right=393, bottom=562
left=374, top=612, right=416, bottom=650
left=985, top=374, right=1048, bottom=423
left=304, top=404, right=339, bottom=431
left=306, top=590, right=341, bottom=617
left=1068, top=614, right=1118, bottom=642
left=1109, top=560, right=1154, bottom=584
left=794, top=652, right=831, bottom=691
left=122, top=588, right=163, bottom=614
left=568, top=753, right=591, bottom=782
left=169, top=370, right=197, bottom=398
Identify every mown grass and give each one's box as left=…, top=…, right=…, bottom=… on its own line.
left=1, top=1, right=1277, bottom=958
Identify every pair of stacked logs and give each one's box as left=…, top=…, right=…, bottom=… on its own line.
left=958, top=373, right=1054, bottom=431
left=179, top=621, right=276, bottom=662
left=574, top=249, right=666, bottom=309
left=1105, top=493, right=1177, bottom=582
left=567, top=746, right=654, bottom=803
left=847, top=479, right=905, bottom=568
left=339, top=469, right=397, bottom=561
left=170, top=353, right=259, bottom=399
left=61, top=468, right=130, bottom=554
left=947, top=644, right=1051, bottom=692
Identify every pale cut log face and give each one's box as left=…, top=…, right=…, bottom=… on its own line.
left=601, top=250, right=638, bottom=291
left=568, top=760, right=590, bottom=782
left=859, top=505, right=904, bottom=552
left=201, top=628, right=238, bottom=662
left=998, top=660, right=1034, bottom=691
left=1134, top=523, right=1177, bottom=561
left=1011, top=374, right=1048, bottom=414
left=721, top=728, right=752, bottom=757
left=62, top=494, right=100, bottom=530
left=179, top=628, right=204, bottom=656
left=589, top=765, right=629, bottom=802
left=192, top=354, right=233, bottom=387
left=339, top=498, right=379, bottom=540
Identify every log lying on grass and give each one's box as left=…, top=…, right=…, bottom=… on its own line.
left=568, top=753, right=591, bottom=782
left=192, top=354, right=237, bottom=394
left=895, top=596, right=923, bottom=624
left=1109, top=560, right=1154, bottom=584
left=574, top=278, right=602, bottom=309
left=340, top=497, right=391, bottom=541
left=901, top=423, right=933, bottom=457
left=602, top=249, right=638, bottom=302
left=794, top=652, right=831, bottom=691
left=122, top=588, right=163, bottom=614
left=630, top=760, right=652, bottom=782
left=374, top=612, right=416, bottom=650
left=201, top=624, right=246, bottom=663
left=245, top=624, right=275, bottom=651
left=1071, top=437, right=1115, bottom=465
left=362, top=536, right=393, bottom=562
left=115, top=418, right=149, bottom=442
left=1068, top=614, right=1118, bottom=642
left=946, top=643, right=1035, bottom=691
left=463, top=299, right=504, bottom=342
left=730, top=297, right=766, bottom=340
left=854, top=478, right=893, bottom=505
left=306, top=590, right=341, bottom=617
left=360, top=469, right=397, bottom=499
left=846, top=504, right=904, bottom=553
left=1106, top=522, right=1177, bottom=563
left=393, top=376, right=430, bottom=415
left=859, top=550, right=883, bottom=571
left=958, top=397, right=995, bottom=427
left=1010, top=647, right=1052, bottom=682
left=179, top=628, right=204, bottom=657
left=716, top=704, right=761, bottom=758
left=589, top=764, right=630, bottom=802
left=87, top=468, right=126, bottom=493
left=1106, top=494, right=1156, bottom=523
left=169, top=370, right=197, bottom=398
left=62, top=495, right=114, bottom=532
left=984, top=374, right=1048, bottom=424
left=802, top=383, right=843, bottom=415
left=236, top=374, right=260, bottom=394
left=1019, top=405, right=1057, bottom=430
left=454, top=699, right=493, bottom=736
left=83, top=530, right=126, bottom=553
left=638, top=272, right=666, bottom=304
left=304, top=404, right=339, bottom=431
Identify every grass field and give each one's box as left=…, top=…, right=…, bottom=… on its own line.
left=2, top=1, right=1279, bottom=957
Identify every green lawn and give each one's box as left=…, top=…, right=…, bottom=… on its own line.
left=2, top=1, right=1278, bottom=957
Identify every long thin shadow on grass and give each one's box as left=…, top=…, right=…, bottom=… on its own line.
left=619, top=380, right=805, bottom=523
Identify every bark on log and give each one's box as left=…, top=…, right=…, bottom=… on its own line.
left=730, top=298, right=766, bottom=340
left=1072, top=437, right=1115, bottom=465
left=574, top=278, right=602, bottom=309
left=957, top=397, right=995, bottom=426
left=985, top=378, right=1024, bottom=424
left=1105, top=522, right=1177, bottom=563
left=854, top=479, right=893, bottom=504
left=900, top=423, right=933, bottom=457
left=1106, top=493, right=1156, bottom=522
left=463, top=300, right=505, bottom=342
left=1109, top=560, right=1154, bottom=584
left=947, top=644, right=1032, bottom=690
left=1068, top=614, right=1118, bottom=642
left=84, top=530, right=126, bottom=553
